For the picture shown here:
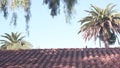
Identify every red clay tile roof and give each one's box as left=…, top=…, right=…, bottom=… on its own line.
left=0, top=48, right=120, bottom=68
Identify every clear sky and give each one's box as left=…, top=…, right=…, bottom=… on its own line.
left=0, top=0, right=120, bottom=48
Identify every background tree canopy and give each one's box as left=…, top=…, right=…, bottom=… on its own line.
left=0, top=0, right=77, bottom=35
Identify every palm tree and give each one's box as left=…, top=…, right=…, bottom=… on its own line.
left=0, top=32, right=32, bottom=50
left=79, top=3, right=120, bottom=48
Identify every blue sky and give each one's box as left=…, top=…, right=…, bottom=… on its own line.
left=0, top=0, right=120, bottom=48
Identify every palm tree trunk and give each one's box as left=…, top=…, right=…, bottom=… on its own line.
left=103, top=36, right=109, bottom=48
left=104, top=40, right=109, bottom=48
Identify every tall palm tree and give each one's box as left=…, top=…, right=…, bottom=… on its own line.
left=0, top=32, right=32, bottom=50
left=79, top=3, right=120, bottom=48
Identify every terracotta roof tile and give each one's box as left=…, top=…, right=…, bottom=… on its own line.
left=0, top=48, right=120, bottom=68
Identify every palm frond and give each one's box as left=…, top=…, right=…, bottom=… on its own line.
left=18, top=36, right=25, bottom=41
left=1, top=34, right=13, bottom=43
left=85, top=10, right=98, bottom=17
left=90, top=4, right=102, bottom=15
left=80, top=16, right=93, bottom=24
left=15, top=32, right=21, bottom=41
left=104, top=3, right=115, bottom=16
left=0, top=40, right=10, bottom=44
left=79, top=21, right=95, bottom=33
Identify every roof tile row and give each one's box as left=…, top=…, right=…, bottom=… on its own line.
left=0, top=48, right=120, bottom=68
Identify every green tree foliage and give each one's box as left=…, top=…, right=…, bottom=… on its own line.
left=79, top=4, right=120, bottom=48
left=0, top=0, right=77, bottom=35
left=0, top=32, right=32, bottom=50
left=43, top=0, right=77, bottom=22
left=0, top=0, right=31, bottom=35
